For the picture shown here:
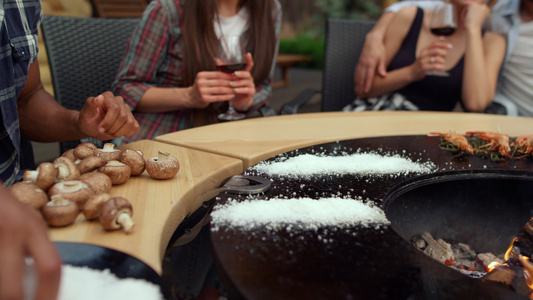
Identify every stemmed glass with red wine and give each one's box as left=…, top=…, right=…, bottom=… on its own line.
left=217, top=35, right=247, bottom=121
left=427, top=1, right=456, bottom=77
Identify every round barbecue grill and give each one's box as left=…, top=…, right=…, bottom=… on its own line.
left=210, top=135, right=533, bottom=300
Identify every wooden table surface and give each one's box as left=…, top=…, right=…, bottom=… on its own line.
left=48, top=140, right=242, bottom=274
left=156, top=111, right=533, bottom=169
left=49, top=111, right=533, bottom=275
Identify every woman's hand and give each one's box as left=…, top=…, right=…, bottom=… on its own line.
left=231, top=53, right=255, bottom=111
left=187, top=71, right=236, bottom=108
left=354, top=33, right=387, bottom=95
left=187, top=53, right=255, bottom=111
left=411, top=38, right=452, bottom=80
left=461, top=2, right=490, bottom=32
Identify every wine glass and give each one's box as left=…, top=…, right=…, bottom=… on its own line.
left=216, top=35, right=247, bottom=121
left=427, top=1, right=457, bottom=77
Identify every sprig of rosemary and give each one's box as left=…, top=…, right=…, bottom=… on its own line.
left=438, top=136, right=523, bottom=162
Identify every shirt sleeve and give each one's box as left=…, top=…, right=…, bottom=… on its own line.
left=384, top=0, right=441, bottom=13
left=249, top=0, right=282, bottom=112
left=112, top=1, right=174, bottom=109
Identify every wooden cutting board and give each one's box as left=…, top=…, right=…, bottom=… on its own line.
left=47, top=139, right=243, bottom=274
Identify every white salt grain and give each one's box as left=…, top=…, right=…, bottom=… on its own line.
left=211, top=198, right=390, bottom=231
left=251, top=153, right=435, bottom=177
left=57, top=264, right=163, bottom=300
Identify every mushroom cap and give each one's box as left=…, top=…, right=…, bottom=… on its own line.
left=83, top=193, right=112, bottom=220
left=95, top=143, right=121, bottom=162
left=77, top=156, right=107, bottom=174
left=23, top=162, right=58, bottom=191
left=78, top=172, right=112, bottom=194
left=73, top=145, right=96, bottom=160
left=54, top=157, right=80, bottom=181
left=99, top=197, right=134, bottom=232
left=42, top=195, right=79, bottom=227
left=119, top=149, right=145, bottom=176
left=98, top=161, right=131, bottom=185
left=8, top=181, right=49, bottom=210
left=145, top=151, right=180, bottom=180
left=48, top=180, right=95, bottom=210
left=61, top=149, right=77, bottom=162
left=77, top=142, right=97, bottom=150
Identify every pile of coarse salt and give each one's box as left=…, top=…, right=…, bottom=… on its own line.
left=57, top=264, right=164, bottom=300
left=211, top=197, right=390, bottom=231
left=251, top=153, right=435, bottom=177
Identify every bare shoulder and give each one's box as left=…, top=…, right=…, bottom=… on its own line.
left=389, top=6, right=418, bottom=36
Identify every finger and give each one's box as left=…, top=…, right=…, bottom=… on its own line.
left=27, top=221, right=62, bottom=300
left=232, top=86, right=256, bottom=95
left=100, top=107, right=129, bottom=136
left=198, top=78, right=233, bottom=88
left=363, top=68, right=374, bottom=94
left=200, top=86, right=235, bottom=95
left=0, top=229, right=24, bottom=300
left=96, top=94, right=124, bottom=134
left=232, top=70, right=253, bottom=80
left=377, top=59, right=387, bottom=77
left=244, top=53, right=254, bottom=72
left=197, top=71, right=233, bottom=80
left=108, top=115, right=139, bottom=138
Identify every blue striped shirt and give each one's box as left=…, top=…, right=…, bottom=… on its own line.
left=0, top=0, right=41, bottom=186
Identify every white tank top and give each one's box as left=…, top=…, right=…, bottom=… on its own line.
left=498, top=21, right=533, bottom=117
left=214, top=7, right=250, bottom=39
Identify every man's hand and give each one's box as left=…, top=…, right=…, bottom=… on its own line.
left=0, top=185, right=61, bottom=300
left=78, top=91, right=140, bottom=140
left=354, top=33, right=388, bottom=96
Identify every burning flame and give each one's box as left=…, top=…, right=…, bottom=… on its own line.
left=487, top=261, right=500, bottom=272
left=486, top=237, right=533, bottom=299
left=504, top=238, right=517, bottom=261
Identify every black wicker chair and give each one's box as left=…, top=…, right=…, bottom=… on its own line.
left=41, top=15, right=140, bottom=153
left=280, top=18, right=376, bottom=114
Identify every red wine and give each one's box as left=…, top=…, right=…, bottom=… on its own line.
left=217, top=63, right=246, bottom=74
left=430, top=27, right=456, bottom=36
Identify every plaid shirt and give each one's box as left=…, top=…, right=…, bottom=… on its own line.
left=0, top=0, right=41, bottom=186
left=113, top=0, right=282, bottom=143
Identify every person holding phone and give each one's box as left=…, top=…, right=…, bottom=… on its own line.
left=112, top=0, right=282, bottom=145
left=344, top=0, right=505, bottom=112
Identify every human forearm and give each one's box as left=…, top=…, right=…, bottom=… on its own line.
left=462, top=29, right=491, bottom=112
left=136, top=86, right=193, bottom=113
left=18, top=87, right=83, bottom=142
left=359, top=65, right=419, bottom=98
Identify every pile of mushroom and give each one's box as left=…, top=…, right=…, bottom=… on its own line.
left=8, top=141, right=180, bottom=233
left=14, top=142, right=181, bottom=228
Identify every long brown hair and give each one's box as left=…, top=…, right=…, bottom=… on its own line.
left=181, top=0, right=278, bottom=126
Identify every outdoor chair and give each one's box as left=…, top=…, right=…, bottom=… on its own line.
left=41, top=15, right=140, bottom=153
left=280, top=18, right=376, bottom=114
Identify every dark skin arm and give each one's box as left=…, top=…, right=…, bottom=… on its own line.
left=17, top=59, right=140, bottom=142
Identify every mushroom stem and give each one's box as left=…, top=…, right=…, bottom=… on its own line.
left=24, top=171, right=38, bottom=182
left=117, top=213, right=134, bottom=233
left=157, top=151, right=171, bottom=162
left=103, top=143, right=115, bottom=151
left=50, top=194, right=70, bottom=206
